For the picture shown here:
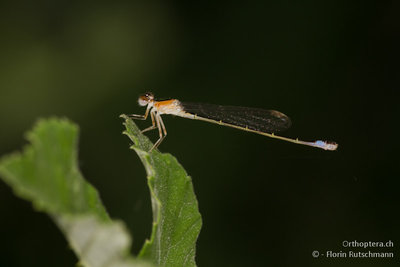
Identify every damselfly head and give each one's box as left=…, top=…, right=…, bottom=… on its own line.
left=138, top=92, right=154, bottom=106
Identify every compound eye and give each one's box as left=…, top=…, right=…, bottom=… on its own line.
left=145, top=92, right=154, bottom=99
left=138, top=95, right=149, bottom=106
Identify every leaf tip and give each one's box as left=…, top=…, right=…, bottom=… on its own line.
left=120, top=114, right=129, bottom=120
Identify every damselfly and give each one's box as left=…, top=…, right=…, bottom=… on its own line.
left=129, top=92, right=338, bottom=151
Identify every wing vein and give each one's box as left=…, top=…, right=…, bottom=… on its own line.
left=180, top=102, right=291, bottom=133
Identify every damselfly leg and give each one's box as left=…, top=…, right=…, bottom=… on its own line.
left=130, top=108, right=168, bottom=151
left=152, top=113, right=167, bottom=151
left=128, top=106, right=150, bottom=120
left=141, top=110, right=157, bottom=133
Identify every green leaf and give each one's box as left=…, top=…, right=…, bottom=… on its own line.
left=121, top=114, right=202, bottom=267
left=0, top=118, right=153, bottom=267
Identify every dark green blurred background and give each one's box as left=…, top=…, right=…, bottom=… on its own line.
left=0, top=1, right=398, bottom=266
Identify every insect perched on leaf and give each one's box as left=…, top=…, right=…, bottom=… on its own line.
left=129, top=92, right=338, bottom=152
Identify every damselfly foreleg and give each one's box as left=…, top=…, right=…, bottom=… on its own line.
left=128, top=106, right=151, bottom=120
left=141, top=110, right=157, bottom=133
